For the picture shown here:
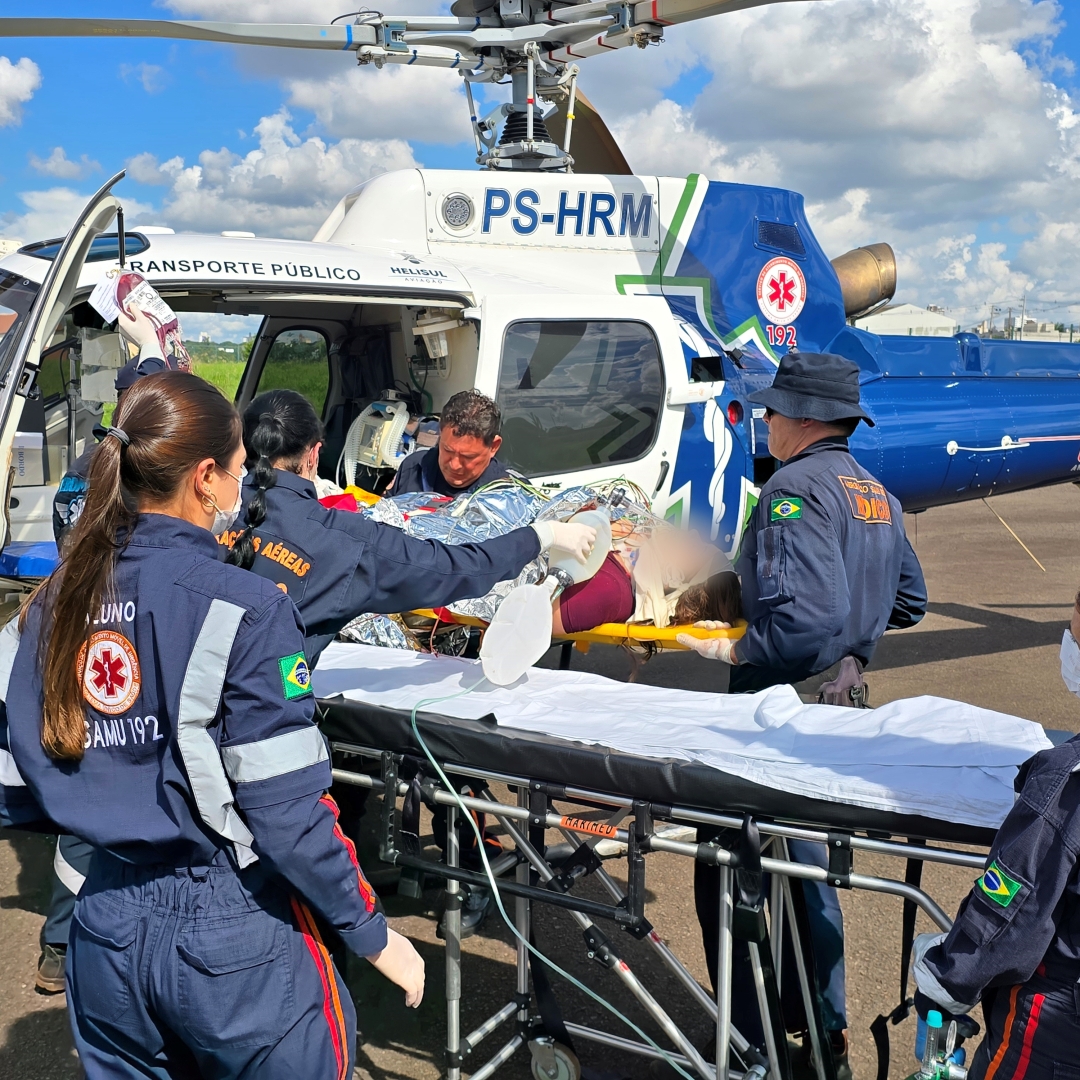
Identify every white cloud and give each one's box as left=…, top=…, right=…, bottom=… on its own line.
left=178, top=312, right=262, bottom=342
left=284, top=65, right=471, bottom=145
left=0, top=56, right=41, bottom=127
left=612, top=101, right=781, bottom=186
left=0, top=188, right=153, bottom=244
left=127, top=110, right=418, bottom=238
left=587, top=0, right=1080, bottom=324
left=28, top=147, right=101, bottom=181
left=120, top=62, right=169, bottom=95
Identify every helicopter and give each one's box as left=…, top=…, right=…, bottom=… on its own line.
left=0, top=8, right=1078, bottom=565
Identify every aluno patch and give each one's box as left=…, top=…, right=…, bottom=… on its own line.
left=978, top=861, right=1022, bottom=908
left=278, top=652, right=312, bottom=701
left=770, top=498, right=803, bottom=521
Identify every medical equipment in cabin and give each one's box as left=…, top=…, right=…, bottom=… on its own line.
left=339, top=394, right=411, bottom=484
left=480, top=508, right=613, bottom=685
left=412, top=308, right=464, bottom=379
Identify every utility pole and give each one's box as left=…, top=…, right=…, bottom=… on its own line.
left=1018, top=294, right=1027, bottom=341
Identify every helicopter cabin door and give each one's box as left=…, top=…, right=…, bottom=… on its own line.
left=475, top=294, right=688, bottom=507
left=0, top=172, right=123, bottom=551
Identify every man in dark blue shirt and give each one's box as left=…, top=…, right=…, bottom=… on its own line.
left=391, top=390, right=513, bottom=497
left=680, top=352, right=927, bottom=1077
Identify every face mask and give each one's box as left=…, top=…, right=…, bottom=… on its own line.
left=208, top=465, right=246, bottom=536
left=1060, top=628, right=1080, bottom=698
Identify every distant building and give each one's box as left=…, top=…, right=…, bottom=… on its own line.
left=855, top=303, right=959, bottom=337
left=198, top=332, right=211, bottom=343
left=0, top=238, right=23, bottom=257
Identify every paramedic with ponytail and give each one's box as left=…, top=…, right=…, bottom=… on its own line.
left=223, top=389, right=596, bottom=667
left=0, top=371, right=424, bottom=1078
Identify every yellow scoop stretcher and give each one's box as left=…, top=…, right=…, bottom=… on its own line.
left=410, top=609, right=746, bottom=651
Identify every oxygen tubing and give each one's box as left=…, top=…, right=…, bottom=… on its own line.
left=408, top=679, right=698, bottom=1080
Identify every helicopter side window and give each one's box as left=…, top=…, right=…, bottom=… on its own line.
left=255, top=329, right=330, bottom=413
left=495, top=319, right=664, bottom=476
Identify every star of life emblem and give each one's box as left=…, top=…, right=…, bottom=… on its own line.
left=78, top=630, right=141, bottom=715
left=756, top=257, right=806, bottom=326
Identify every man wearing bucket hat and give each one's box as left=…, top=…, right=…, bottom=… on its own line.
left=679, top=350, right=926, bottom=691
left=679, top=352, right=927, bottom=1079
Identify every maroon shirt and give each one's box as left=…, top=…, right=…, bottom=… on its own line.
left=557, top=552, right=634, bottom=634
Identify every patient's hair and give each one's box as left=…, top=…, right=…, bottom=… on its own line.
left=674, top=570, right=743, bottom=627
left=227, top=389, right=324, bottom=571
left=440, top=390, right=501, bottom=446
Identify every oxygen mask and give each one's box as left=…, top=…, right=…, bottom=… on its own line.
left=480, top=509, right=613, bottom=686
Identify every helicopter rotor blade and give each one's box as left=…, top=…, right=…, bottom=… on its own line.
left=0, top=18, right=371, bottom=51
left=545, top=89, right=632, bottom=176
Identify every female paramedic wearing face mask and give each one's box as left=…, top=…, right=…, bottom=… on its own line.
left=908, top=592, right=1080, bottom=1080
left=0, top=370, right=424, bottom=1079
left=221, top=389, right=597, bottom=668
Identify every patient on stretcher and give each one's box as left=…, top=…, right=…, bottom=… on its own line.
left=336, top=480, right=742, bottom=649
left=552, top=523, right=742, bottom=636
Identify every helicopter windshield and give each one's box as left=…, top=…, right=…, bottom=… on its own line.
left=0, top=271, right=41, bottom=389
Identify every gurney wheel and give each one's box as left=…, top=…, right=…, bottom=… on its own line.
left=530, top=1043, right=580, bottom=1080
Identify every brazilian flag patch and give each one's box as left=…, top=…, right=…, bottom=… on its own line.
left=770, top=497, right=803, bottom=522
left=278, top=652, right=312, bottom=701
left=978, top=861, right=1023, bottom=908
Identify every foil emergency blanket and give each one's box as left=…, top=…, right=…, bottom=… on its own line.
left=314, top=642, right=1054, bottom=831
left=337, top=481, right=661, bottom=644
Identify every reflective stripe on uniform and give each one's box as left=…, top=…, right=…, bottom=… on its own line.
left=0, top=748, right=25, bottom=787
left=0, top=617, right=21, bottom=703
left=176, top=599, right=257, bottom=868
left=221, top=726, right=328, bottom=784
left=54, top=839, right=87, bottom=895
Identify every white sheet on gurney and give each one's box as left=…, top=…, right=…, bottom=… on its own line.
left=314, top=643, right=1053, bottom=830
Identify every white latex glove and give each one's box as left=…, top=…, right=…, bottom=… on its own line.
left=367, top=928, right=425, bottom=1008
left=677, top=620, right=736, bottom=663
left=118, top=304, right=165, bottom=361
left=531, top=520, right=597, bottom=563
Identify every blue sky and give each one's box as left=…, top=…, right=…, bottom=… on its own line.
left=0, top=0, right=1077, bottom=329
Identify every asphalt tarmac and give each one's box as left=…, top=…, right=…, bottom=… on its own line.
left=2, top=484, right=1078, bottom=1080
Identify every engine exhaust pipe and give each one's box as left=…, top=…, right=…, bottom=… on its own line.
left=831, top=243, right=897, bottom=319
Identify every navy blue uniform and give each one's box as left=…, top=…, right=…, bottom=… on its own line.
left=44, top=350, right=176, bottom=966
left=733, top=436, right=926, bottom=691
left=700, top=437, right=926, bottom=1047
left=219, top=469, right=540, bottom=664
left=392, top=446, right=510, bottom=497
left=915, top=736, right=1080, bottom=1080
left=0, top=514, right=384, bottom=1078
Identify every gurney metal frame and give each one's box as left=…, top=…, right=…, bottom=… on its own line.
left=329, top=739, right=988, bottom=1080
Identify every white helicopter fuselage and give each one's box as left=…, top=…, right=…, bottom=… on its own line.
left=2, top=168, right=760, bottom=552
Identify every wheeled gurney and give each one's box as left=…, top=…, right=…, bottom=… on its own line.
left=314, top=643, right=1051, bottom=1080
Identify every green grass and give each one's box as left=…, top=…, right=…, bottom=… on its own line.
left=192, top=360, right=246, bottom=399
left=91, top=359, right=328, bottom=429
left=192, top=359, right=328, bottom=410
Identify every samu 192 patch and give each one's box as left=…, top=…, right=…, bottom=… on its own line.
left=770, top=497, right=803, bottom=522
left=278, top=652, right=312, bottom=700
left=978, top=860, right=1022, bottom=908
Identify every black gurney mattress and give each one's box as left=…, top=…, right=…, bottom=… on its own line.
left=318, top=696, right=997, bottom=846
